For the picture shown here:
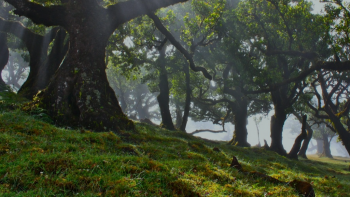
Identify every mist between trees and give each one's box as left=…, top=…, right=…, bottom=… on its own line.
left=1, top=0, right=350, bottom=158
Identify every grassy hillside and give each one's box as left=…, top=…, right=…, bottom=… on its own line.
left=0, top=94, right=349, bottom=196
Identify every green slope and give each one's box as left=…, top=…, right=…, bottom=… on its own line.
left=0, top=96, right=349, bottom=196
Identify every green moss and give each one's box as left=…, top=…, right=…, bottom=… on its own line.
left=0, top=106, right=349, bottom=196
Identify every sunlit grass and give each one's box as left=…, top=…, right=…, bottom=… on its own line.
left=0, top=94, right=349, bottom=196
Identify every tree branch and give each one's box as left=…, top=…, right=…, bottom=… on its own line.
left=147, top=12, right=212, bottom=80
left=4, top=0, right=66, bottom=26
left=189, top=129, right=227, bottom=135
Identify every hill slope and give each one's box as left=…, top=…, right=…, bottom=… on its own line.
left=0, top=97, right=349, bottom=196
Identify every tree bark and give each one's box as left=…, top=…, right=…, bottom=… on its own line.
left=293, top=112, right=313, bottom=159
left=0, top=32, right=9, bottom=91
left=6, top=0, right=188, bottom=131
left=270, top=105, right=287, bottom=155
left=288, top=115, right=307, bottom=160
left=180, top=64, right=191, bottom=131
left=157, top=46, right=175, bottom=130
left=229, top=100, right=250, bottom=147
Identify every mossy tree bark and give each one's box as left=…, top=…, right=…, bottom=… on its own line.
left=6, top=0, right=188, bottom=132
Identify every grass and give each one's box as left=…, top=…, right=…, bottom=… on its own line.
left=0, top=93, right=349, bottom=196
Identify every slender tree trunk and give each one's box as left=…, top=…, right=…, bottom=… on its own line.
left=270, top=106, right=287, bottom=156
left=230, top=100, right=250, bottom=147
left=320, top=134, right=333, bottom=158
left=157, top=47, right=175, bottom=130
left=293, top=112, right=313, bottom=159
left=288, top=115, right=307, bottom=160
left=0, top=33, right=9, bottom=91
left=180, top=64, right=191, bottom=131
left=175, top=104, right=182, bottom=129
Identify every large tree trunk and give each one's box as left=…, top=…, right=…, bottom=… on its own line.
left=180, top=64, right=191, bottom=132
left=0, top=33, right=9, bottom=91
left=229, top=99, right=250, bottom=147
left=39, top=11, right=134, bottom=131
left=288, top=115, right=307, bottom=160
left=270, top=106, right=287, bottom=156
left=157, top=46, right=175, bottom=130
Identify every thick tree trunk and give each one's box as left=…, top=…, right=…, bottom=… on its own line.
left=288, top=115, right=307, bottom=160
left=0, top=33, right=9, bottom=91
left=230, top=100, right=250, bottom=147
left=157, top=47, right=175, bottom=130
left=39, top=19, right=134, bottom=131
left=180, top=64, right=191, bottom=132
left=270, top=106, right=287, bottom=155
left=320, top=134, right=333, bottom=158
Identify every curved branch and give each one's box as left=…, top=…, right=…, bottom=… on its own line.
left=4, top=0, right=66, bottom=26
left=189, top=129, right=227, bottom=135
left=147, top=12, right=212, bottom=80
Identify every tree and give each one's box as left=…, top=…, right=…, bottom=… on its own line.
left=5, top=0, right=190, bottom=132
left=313, top=123, right=336, bottom=158
left=307, top=70, right=350, bottom=156
left=235, top=0, right=330, bottom=155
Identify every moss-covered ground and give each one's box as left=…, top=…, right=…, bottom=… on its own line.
left=0, top=92, right=349, bottom=196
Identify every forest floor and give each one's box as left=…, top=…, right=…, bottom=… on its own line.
left=0, top=92, right=349, bottom=196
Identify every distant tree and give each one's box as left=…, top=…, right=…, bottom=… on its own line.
left=307, top=70, right=350, bottom=156
left=312, top=123, right=336, bottom=158
left=2, top=51, right=28, bottom=91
